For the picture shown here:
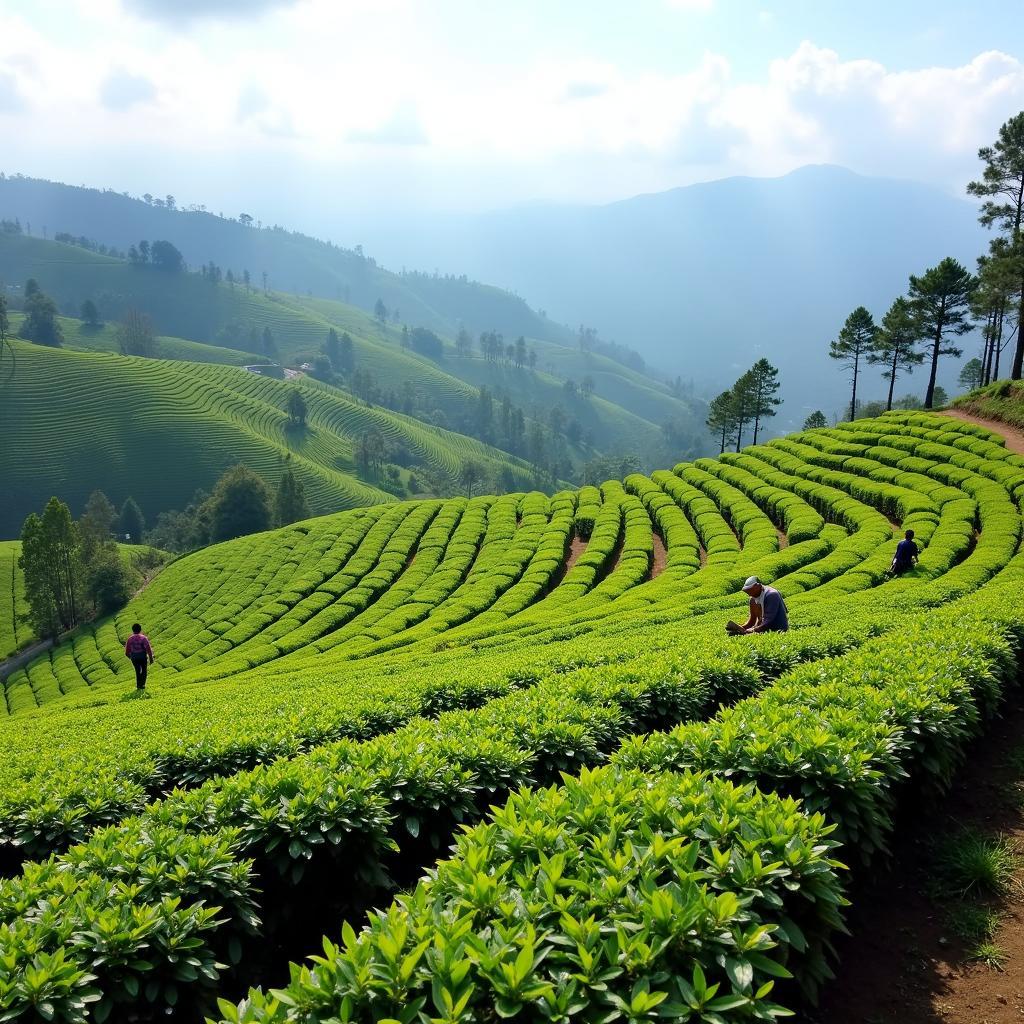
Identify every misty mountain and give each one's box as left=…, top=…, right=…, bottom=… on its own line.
left=338, top=166, right=986, bottom=424
left=0, top=174, right=572, bottom=351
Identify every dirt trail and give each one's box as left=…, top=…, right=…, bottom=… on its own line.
left=650, top=533, right=668, bottom=579
left=776, top=528, right=789, bottom=550
left=811, top=701, right=1024, bottom=1024
left=943, top=409, right=1024, bottom=456
left=563, top=535, right=588, bottom=576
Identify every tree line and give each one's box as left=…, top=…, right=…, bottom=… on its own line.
left=704, top=359, right=782, bottom=453
left=828, top=111, right=1024, bottom=416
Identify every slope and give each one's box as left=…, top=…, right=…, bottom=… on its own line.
left=0, top=232, right=701, bottom=463
left=0, top=341, right=537, bottom=538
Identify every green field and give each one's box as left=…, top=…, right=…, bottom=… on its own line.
left=0, top=233, right=702, bottom=463
left=1, top=410, right=1023, bottom=1021
left=0, top=340, right=540, bottom=538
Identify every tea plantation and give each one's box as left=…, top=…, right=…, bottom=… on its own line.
left=1, top=410, right=1023, bottom=1022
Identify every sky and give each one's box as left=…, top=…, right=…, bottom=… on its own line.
left=1, top=0, right=1024, bottom=236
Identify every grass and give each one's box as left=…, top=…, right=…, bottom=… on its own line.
left=933, top=830, right=1019, bottom=898
left=953, top=379, right=1024, bottom=431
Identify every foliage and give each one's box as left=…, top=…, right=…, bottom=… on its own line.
left=274, top=467, right=310, bottom=526
left=117, top=496, right=144, bottom=544
left=803, top=410, right=828, bottom=430
left=116, top=307, right=157, bottom=357
left=18, top=497, right=81, bottom=637
left=959, top=358, right=985, bottom=392
left=867, top=296, right=923, bottom=410
left=19, top=288, right=62, bottom=347
left=210, top=465, right=272, bottom=542
left=829, top=306, right=877, bottom=421
left=908, top=257, right=975, bottom=408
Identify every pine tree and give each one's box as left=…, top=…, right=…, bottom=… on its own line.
left=803, top=411, right=828, bottom=430
left=967, top=112, right=1024, bottom=378
left=830, top=307, right=878, bottom=421
left=275, top=467, right=310, bottom=526
left=79, top=490, right=116, bottom=565
left=748, top=359, right=782, bottom=444
left=867, top=297, right=924, bottom=410
left=338, top=332, right=355, bottom=374
left=730, top=370, right=757, bottom=451
left=705, top=390, right=738, bottom=453
left=285, top=388, right=307, bottom=427
left=958, top=358, right=984, bottom=392
left=908, top=258, right=975, bottom=408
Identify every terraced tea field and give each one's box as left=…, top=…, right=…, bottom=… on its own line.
left=2, top=410, right=1024, bottom=1022
left=0, top=341, right=537, bottom=536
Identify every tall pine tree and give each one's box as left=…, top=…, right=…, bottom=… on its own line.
left=830, top=307, right=877, bottom=421
left=747, top=359, right=782, bottom=444
left=908, top=258, right=974, bottom=408
left=867, top=297, right=923, bottom=410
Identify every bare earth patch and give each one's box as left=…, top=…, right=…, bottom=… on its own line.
left=650, top=532, right=668, bottom=579
left=944, top=409, right=1024, bottom=456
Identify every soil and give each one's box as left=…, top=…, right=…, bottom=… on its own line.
left=650, top=532, right=668, bottom=579
left=563, top=535, right=588, bottom=576
left=776, top=527, right=789, bottom=550
left=698, top=544, right=708, bottom=568
left=944, top=409, right=1024, bottom=457
left=809, top=698, right=1024, bottom=1024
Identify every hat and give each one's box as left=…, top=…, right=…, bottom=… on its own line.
left=742, top=576, right=761, bottom=592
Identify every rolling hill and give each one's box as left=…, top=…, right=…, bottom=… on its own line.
left=0, top=340, right=540, bottom=538
left=0, top=232, right=706, bottom=467
left=0, top=410, right=1021, bottom=1021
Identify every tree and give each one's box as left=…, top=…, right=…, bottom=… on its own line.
left=85, top=547, right=133, bottom=615
left=285, top=388, right=307, bottom=427
left=528, top=348, right=537, bottom=371
left=867, top=297, right=924, bottom=410
left=455, top=328, right=473, bottom=358
left=325, top=328, right=340, bottom=367
left=138, top=239, right=150, bottom=264
left=338, top=332, right=355, bottom=374
left=459, top=460, right=484, bottom=498
left=118, top=497, right=145, bottom=543
left=706, top=390, right=737, bottom=453
left=24, top=278, right=39, bottom=298
left=275, top=466, right=310, bottom=526
left=409, top=327, right=444, bottom=360
left=747, top=358, right=782, bottom=444
left=967, top=112, right=1024, bottom=378
left=803, top=410, right=828, bottom=430
left=117, top=308, right=157, bottom=357
left=226, top=270, right=235, bottom=290
left=730, top=370, right=757, bottom=451
left=21, top=289, right=63, bottom=346
left=581, top=375, right=595, bottom=398
left=514, top=335, right=527, bottom=368
left=150, top=239, right=184, bottom=272
left=80, top=299, right=100, bottom=328
left=959, top=357, right=985, bottom=392
left=908, top=258, right=975, bottom=408
left=243, top=269, right=251, bottom=292
left=374, top=298, right=387, bottom=324
left=209, top=465, right=272, bottom=541
left=829, top=306, right=877, bottom=421
left=19, top=498, right=81, bottom=636
left=78, top=490, right=116, bottom=565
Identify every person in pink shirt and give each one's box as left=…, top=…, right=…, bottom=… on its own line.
left=124, top=623, right=155, bottom=690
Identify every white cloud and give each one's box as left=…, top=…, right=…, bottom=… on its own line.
left=100, top=68, right=157, bottom=110
left=665, top=0, right=714, bottom=11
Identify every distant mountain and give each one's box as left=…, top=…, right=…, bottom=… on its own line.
left=0, top=174, right=571, bottom=349
left=336, top=166, right=986, bottom=423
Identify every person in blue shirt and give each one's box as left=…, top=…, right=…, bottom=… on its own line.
left=889, top=529, right=920, bottom=576
left=726, top=576, right=789, bottom=634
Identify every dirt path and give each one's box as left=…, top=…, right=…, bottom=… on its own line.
left=811, top=700, right=1024, bottom=1024
left=563, top=535, right=587, bottom=576
left=650, top=532, right=668, bottom=579
left=776, top=527, right=789, bottom=550
left=943, top=409, right=1024, bottom=456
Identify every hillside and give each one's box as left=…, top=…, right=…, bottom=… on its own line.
left=0, top=173, right=572, bottom=346
left=0, top=410, right=1022, bottom=1021
left=0, top=232, right=704, bottom=466
left=0, top=340, right=539, bottom=538
left=348, top=165, right=985, bottom=420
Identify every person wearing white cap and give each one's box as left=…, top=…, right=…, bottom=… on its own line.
left=725, top=576, right=789, bottom=635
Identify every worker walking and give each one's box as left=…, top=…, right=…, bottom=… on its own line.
left=125, top=623, right=155, bottom=690
left=726, top=576, right=789, bottom=634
